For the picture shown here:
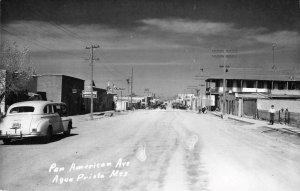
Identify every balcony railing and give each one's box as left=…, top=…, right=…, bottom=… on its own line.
left=210, top=87, right=270, bottom=94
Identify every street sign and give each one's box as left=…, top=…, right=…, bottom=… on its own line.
left=82, top=90, right=97, bottom=98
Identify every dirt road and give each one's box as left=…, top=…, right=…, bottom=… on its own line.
left=1, top=110, right=300, bottom=191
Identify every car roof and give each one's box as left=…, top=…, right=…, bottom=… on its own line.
left=7, top=101, right=65, bottom=115
left=9, top=101, right=52, bottom=108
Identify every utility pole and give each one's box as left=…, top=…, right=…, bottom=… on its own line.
left=272, top=43, right=276, bottom=71
left=130, top=66, right=133, bottom=110
left=121, top=90, right=123, bottom=110
left=195, top=68, right=209, bottom=110
left=126, top=78, right=130, bottom=109
left=212, top=49, right=237, bottom=118
left=270, top=43, right=277, bottom=90
left=86, top=44, right=99, bottom=120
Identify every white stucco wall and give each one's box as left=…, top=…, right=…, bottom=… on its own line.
left=257, top=99, right=300, bottom=113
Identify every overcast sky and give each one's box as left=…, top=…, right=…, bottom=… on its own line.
left=1, top=0, right=299, bottom=98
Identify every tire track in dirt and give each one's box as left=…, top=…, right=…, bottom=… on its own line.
left=106, top=111, right=179, bottom=191
left=169, top=112, right=209, bottom=191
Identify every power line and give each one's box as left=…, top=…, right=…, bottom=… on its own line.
left=5, top=6, right=129, bottom=80
left=98, top=49, right=129, bottom=78
left=93, top=55, right=130, bottom=87
left=23, top=5, right=91, bottom=45
left=1, top=5, right=91, bottom=47
left=1, top=27, right=84, bottom=58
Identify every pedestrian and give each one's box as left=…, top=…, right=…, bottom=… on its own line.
left=268, top=105, right=275, bottom=125
left=203, top=106, right=207, bottom=114
left=278, top=108, right=284, bottom=124
left=284, top=108, right=290, bottom=125
left=201, top=107, right=206, bottom=114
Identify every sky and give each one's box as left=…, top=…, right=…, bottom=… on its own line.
left=1, top=0, right=299, bottom=98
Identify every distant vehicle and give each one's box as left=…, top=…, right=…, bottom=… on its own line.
left=0, top=101, right=72, bottom=144
left=179, top=104, right=187, bottom=110
left=172, top=102, right=187, bottom=110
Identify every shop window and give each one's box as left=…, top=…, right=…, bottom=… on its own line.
left=246, top=81, right=255, bottom=88
left=257, top=81, right=264, bottom=88
left=227, top=80, right=233, bottom=88
left=277, top=82, right=285, bottom=90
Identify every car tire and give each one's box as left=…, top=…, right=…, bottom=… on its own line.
left=3, top=139, right=11, bottom=145
left=44, top=126, right=53, bottom=144
left=64, top=122, right=72, bottom=136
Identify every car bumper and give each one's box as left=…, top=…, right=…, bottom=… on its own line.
left=0, top=131, right=43, bottom=139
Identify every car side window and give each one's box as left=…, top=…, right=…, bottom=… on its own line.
left=61, top=105, right=67, bottom=116
left=53, top=105, right=57, bottom=113
left=54, top=104, right=61, bottom=115
left=43, top=105, right=54, bottom=114
left=43, top=106, right=48, bottom=114
left=49, top=105, right=53, bottom=113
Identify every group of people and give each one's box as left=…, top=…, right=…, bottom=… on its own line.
left=199, top=106, right=208, bottom=114
left=268, top=105, right=290, bottom=125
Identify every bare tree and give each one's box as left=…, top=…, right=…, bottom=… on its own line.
left=0, top=42, right=35, bottom=104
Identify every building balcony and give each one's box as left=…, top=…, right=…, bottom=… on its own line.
left=210, top=87, right=270, bottom=94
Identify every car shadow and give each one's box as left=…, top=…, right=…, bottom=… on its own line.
left=1, top=132, right=78, bottom=145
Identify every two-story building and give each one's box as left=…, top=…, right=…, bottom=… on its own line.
left=176, top=94, right=195, bottom=108
left=206, top=75, right=300, bottom=119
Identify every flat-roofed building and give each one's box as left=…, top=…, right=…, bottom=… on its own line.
left=37, top=74, right=85, bottom=116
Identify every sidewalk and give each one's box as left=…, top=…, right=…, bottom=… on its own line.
left=211, top=111, right=300, bottom=136
left=71, top=110, right=127, bottom=122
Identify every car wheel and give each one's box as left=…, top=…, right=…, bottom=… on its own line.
left=3, top=139, right=11, bottom=145
left=64, top=122, right=72, bottom=136
left=44, top=126, right=53, bottom=144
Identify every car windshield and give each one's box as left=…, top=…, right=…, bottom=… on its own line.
left=9, top=106, right=35, bottom=113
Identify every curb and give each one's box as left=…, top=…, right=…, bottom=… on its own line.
left=227, top=116, right=255, bottom=125
left=261, top=126, right=300, bottom=136
left=211, top=112, right=222, bottom=118
left=71, top=110, right=117, bottom=121
left=210, top=112, right=300, bottom=136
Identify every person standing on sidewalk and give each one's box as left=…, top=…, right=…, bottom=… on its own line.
left=269, top=105, right=276, bottom=125
left=279, top=108, right=284, bottom=124
left=284, top=108, right=290, bottom=125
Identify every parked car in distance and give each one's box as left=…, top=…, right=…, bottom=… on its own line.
left=0, top=101, right=72, bottom=144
